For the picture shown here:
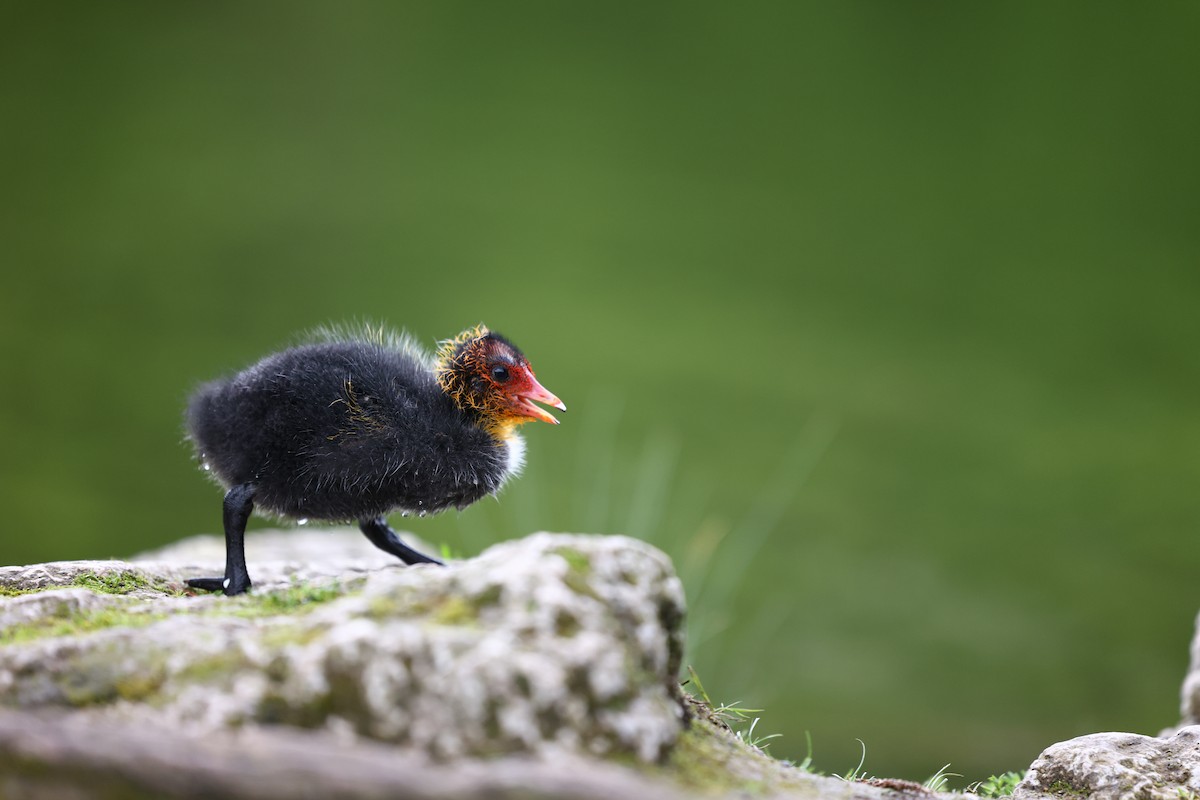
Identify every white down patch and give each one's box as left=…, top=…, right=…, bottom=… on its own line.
left=504, top=434, right=527, bottom=480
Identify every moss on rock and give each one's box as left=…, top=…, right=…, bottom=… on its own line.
left=71, top=570, right=179, bottom=597
left=1, top=602, right=166, bottom=648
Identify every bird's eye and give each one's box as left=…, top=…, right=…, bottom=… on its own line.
left=490, top=365, right=510, bottom=383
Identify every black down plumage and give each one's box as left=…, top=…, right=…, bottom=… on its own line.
left=186, top=337, right=513, bottom=522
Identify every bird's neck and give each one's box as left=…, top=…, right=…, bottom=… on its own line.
left=434, top=365, right=520, bottom=443
left=434, top=327, right=523, bottom=442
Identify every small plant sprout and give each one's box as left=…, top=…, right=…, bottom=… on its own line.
left=793, top=730, right=816, bottom=773
left=707, top=697, right=780, bottom=751
left=835, top=739, right=872, bottom=783
left=737, top=716, right=783, bottom=751
left=923, top=763, right=961, bottom=793
left=683, top=665, right=714, bottom=706
left=969, top=771, right=1025, bottom=797
left=682, top=666, right=781, bottom=752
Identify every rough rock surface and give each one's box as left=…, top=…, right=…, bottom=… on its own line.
left=1014, top=727, right=1200, bottom=800
left=1, top=530, right=685, bottom=762
left=0, top=528, right=907, bottom=800
left=1173, top=608, right=1200, bottom=732
left=1009, top=606, right=1200, bottom=800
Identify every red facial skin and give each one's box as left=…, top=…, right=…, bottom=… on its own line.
left=495, top=362, right=565, bottom=426
left=435, top=328, right=565, bottom=437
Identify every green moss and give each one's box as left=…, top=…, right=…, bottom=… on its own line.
left=431, top=595, right=478, bottom=626
left=257, top=644, right=335, bottom=728
left=260, top=623, right=323, bottom=648
left=364, top=582, right=502, bottom=625
left=1047, top=780, right=1087, bottom=797
left=474, top=584, right=503, bottom=607
left=71, top=570, right=178, bottom=596
left=549, top=546, right=600, bottom=599
left=58, top=671, right=121, bottom=707
left=664, top=721, right=763, bottom=793
left=554, top=609, right=581, bottom=637
left=649, top=714, right=824, bottom=796
left=1044, top=780, right=1086, bottom=798
left=366, top=593, right=404, bottom=618
left=175, top=650, right=254, bottom=684
left=113, top=670, right=166, bottom=703
left=0, top=568, right=181, bottom=599
left=551, top=546, right=592, bottom=575
left=51, top=646, right=169, bottom=708
left=0, top=605, right=166, bottom=647
left=216, top=581, right=349, bottom=619
left=562, top=570, right=600, bottom=600
left=0, top=578, right=351, bottom=648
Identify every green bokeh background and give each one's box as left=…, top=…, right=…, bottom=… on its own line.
left=3, top=1, right=1198, bottom=784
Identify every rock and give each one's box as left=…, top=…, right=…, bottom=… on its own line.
left=1006, top=607, right=1200, bottom=800
left=1, top=528, right=906, bottom=799
left=0, top=707, right=698, bottom=800
left=1173, top=608, right=1200, bottom=732
left=1, top=530, right=685, bottom=762
left=1013, top=727, right=1200, bottom=800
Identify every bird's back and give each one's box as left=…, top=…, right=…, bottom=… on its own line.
left=187, top=338, right=511, bottom=520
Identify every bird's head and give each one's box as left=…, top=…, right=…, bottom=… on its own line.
left=434, top=325, right=565, bottom=437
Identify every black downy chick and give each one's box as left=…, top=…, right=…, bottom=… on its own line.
left=185, top=324, right=565, bottom=595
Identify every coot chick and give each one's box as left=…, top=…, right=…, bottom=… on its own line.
left=185, top=324, right=564, bottom=595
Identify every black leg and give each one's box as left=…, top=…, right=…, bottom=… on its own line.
left=188, top=483, right=257, bottom=595
left=359, top=516, right=443, bottom=566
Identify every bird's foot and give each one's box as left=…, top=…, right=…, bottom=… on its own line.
left=187, top=576, right=251, bottom=596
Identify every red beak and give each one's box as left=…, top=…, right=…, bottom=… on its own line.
left=518, top=375, right=566, bottom=425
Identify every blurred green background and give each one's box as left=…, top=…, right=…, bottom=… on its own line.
left=2, top=1, right=1198, bottom=785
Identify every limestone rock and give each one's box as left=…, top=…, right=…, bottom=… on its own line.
left=0, top=528, right=925, bottom=799
left=0, top=530, right=685, bottom=762
left=1014, top=726, right=1200, bottom=800
left=0, top=708, right=699, bottom=800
